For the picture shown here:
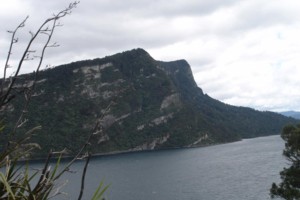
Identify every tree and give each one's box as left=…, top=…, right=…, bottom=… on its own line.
left=0, top=2, right=108, bottom=199
left=270, top=124, right=300, bottom=200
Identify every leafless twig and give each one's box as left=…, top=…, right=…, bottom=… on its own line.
left=78, top=153, right=91, bottom=200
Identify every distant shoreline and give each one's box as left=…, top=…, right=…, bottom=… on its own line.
left=20, top=134, right=281, bottom=164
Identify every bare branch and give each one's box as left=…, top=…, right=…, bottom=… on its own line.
left=47, top=42, right=60, bottom=48
left=2, top=2, right=80, bottom=139
left=55, top=22, right=64, bottom=27
left=40, top=31, right=51, bottom=36
left=78, top=153, right=91, bottom=200
left=17, top=118, right=28, bottom=128
left=53, top=101, right=113, bottom=181
left=0, top=2, right=94, bottom=199
left=1, top=1, right=79, bottom=107
left=51, top=148, right=70, bottom=155
left=29, top=31, right=34, bottom=38
left=32, top=151, right=53, bottom=194
left=2, top=16, right=29, bottom=95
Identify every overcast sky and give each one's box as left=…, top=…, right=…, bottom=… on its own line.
left=1, top=0, right=300, bottom=112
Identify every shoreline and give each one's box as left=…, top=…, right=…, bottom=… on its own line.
left=23, top=142, right=235, bottom=163
left=20, top=134, right=280, bottom=163
left=19, top=141, right=228, bottom=163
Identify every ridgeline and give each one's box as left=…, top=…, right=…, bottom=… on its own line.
left=1, top=48, right=297, bottom=157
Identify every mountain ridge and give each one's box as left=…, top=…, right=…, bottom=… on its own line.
left=280, top=111, right=300, bottom=119
left=1, top=48, right=297, bottom=156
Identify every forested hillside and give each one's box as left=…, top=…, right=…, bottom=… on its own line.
left=1, top=48, right=297, bottom=157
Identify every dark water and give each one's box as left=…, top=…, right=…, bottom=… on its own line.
left=33, top=135, right=286, bottom=200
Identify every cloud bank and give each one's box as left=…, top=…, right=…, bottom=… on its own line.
left=1, top=0, right=300, bottom=111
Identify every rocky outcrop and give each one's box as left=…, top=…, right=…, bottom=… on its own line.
left=2, top=48, right=298, bottom=156
left=131, top=134, right=170, bottom=151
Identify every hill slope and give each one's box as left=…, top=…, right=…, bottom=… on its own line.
left=1, top=48, right=297, bottom=156
left=280, top=111, right=300, bottom=119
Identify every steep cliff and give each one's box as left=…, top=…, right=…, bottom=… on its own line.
left=1, top=48, right=297, bottom=156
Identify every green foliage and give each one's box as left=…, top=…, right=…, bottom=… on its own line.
left=0, top=154, right=58, bottom=199
left=91, top=181, right=110, bottom=200
left=1, top=48, right=298, bottom=157
left=270, top=124, right=300, bottom=199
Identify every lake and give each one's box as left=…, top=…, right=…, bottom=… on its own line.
left=31, top=135, right=286, bottom=200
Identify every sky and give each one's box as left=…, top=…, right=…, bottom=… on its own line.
left=1, top=0, right=300, bottom=112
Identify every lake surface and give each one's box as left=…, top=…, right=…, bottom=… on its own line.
left=32, top=135, right=286, bottom=200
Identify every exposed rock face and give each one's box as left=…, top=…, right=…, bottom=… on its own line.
left=2, top=48, right=298, bottom=156
left=160, top=93, right=181, bottom=110
left=131, top=134, right=170, bottom=151
left=188, top=134, right=209, bottom=147
left=151, top=113, right=174, bottom=126
left=98, top=134, right=110, bottom=144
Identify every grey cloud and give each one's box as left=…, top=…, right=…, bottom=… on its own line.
left=76, top=0, right=240, bottom=18
left=2, top=0, right=300, bottom=111
left=234, top=3, right=297, bottom=31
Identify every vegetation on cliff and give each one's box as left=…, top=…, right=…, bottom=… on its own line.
left=1, top=48, right=297, bottom=157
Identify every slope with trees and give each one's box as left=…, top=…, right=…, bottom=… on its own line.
left=1, top=48, right=298, bottom=157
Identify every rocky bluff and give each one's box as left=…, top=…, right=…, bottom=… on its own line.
left=2, top=48, right=297, bottom=156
